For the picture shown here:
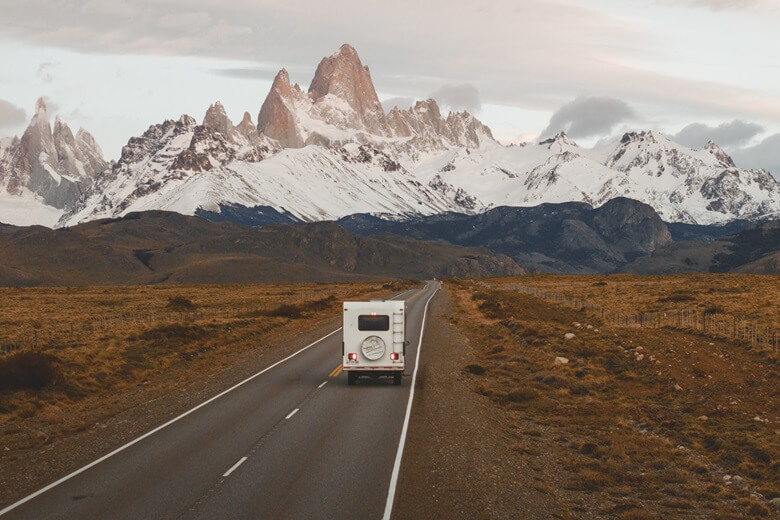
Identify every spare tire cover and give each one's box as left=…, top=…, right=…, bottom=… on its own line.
left=361, top=336, right=386, bottom=361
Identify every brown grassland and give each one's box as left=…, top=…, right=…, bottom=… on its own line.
left=0, top=279, right=416, bottom=503
left=448, top=275, right=778, bottom=517
left=488, top=274, right=779, bottom=331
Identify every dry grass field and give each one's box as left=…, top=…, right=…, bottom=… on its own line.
left=448, top=276, right=779, bottom=517
left=0, top=280, right=416, bottom=483
left=488, top=274, right=779, bottom=331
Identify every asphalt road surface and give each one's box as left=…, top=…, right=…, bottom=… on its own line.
left=1, top=282, right=440, bottom=520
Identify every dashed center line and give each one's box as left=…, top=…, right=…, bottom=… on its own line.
left=318, top=381, right=328, bottom=389
left=222, top=457, right=247, bottom=477
left=285, top=408, right=300, bottom=420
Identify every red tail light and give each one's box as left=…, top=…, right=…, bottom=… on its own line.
left=390, top=352, right=399, bottom=360
left=348, top=353, right=358, bottom=361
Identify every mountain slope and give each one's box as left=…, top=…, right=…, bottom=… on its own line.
left=0, top=211, right=523, bottom=286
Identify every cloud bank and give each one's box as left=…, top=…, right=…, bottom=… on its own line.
left=673, top=120, right=764, bottom=148
left=541, top=97, right=636, bottom=139
left=429, top=84, right=481, bottom=113
left=0, top=100, right=27, bottom=131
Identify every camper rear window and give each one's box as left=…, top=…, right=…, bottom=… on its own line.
left=358, top=315, right=390, bottom=331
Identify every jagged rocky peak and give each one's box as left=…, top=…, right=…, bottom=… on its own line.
left=618, top=130, right=665, bottom=146
left=76, top=128, right=103, bottom=156
left=236, top=111, right=257, bottom=137
left=202, top=101, right=234, bottom=137
left=704, top=140, right=736, bottom=168
left=4, top=97, right=107, bottom=209
left=257, top=68, right=304, bottom=148
left=539, top=131, right=578, bottom=147
left=308, top=43, right=387, bottom=134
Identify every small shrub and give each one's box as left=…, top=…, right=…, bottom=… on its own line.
left=592, top=281, right=607, bottom=287
left=0, top=352, right=58, bottom=391
left=167, top=296, right=197, bottom=311
left=658, top=293, right=695, bottom=303
left=569, top=384, right=589, bottom=396
left=464, top=364, right=486, bottom=375
left=264, top=304, right=303, bottom=319
left=701, top=434, right=723, bottom=452
left=309, top=295, right=337, bottom=311
left=506, top=388, right=539, bottom=402
left=703, top=306, right=724, bottom=315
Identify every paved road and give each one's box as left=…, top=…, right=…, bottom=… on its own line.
left=1, top=282, right=440, bottom=520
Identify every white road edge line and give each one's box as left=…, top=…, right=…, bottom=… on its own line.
left=222, top=457, right=248, bottom=478
left=285, top=408, right=300, bottom=420
left=318, top=381, right=328, bottom=389
left=382, top=281, right=439, bottom=520
left=0, top=287, right=416, bottom=517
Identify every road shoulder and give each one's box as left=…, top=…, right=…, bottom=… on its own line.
left=394, top=285, right=564, bottom=519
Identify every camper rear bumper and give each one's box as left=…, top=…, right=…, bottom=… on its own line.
left=343, top=365, right=404, bottom=372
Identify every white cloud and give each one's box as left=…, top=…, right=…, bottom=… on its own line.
left=730, top=134, right=780, bottom=178
left=36, top=62, right=56, bottom=83
left=156, top=12, right=212, bottom=31
left=673, top=120, right=764, bottom=148
left=541, top=97, right=636, bottom=139
left=429, top=84, right=481, bottom=113
left=0, top=99, right=27, bottom=130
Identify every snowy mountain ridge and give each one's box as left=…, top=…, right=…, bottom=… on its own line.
left=0, top=44, right=778, bottom=228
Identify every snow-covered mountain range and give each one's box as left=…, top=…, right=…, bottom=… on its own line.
left=1, top=44, right=778, bottom=228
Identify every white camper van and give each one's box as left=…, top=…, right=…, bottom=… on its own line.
left=342, top=299, right=407, bottom=385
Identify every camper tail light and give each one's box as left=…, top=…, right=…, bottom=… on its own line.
left=348, top=353, right=358, bottom=361
left=390, top=352, right=399, bottom=361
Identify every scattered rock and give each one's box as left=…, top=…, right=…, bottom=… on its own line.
left=635, top=354, right=645, bottom=361
left=722, top=475, right=732, bottom=482
left=564, top=333, right=576, bottom=340
left=572, top=322, right=581, bottom=328
left=554, top=356, right=569, bottom=365
left=635, top=346, right=644, bottom=352
left=674, top=384, right=683, bottom=392
left=586, top=324, right=593, bottom=330
left=770, top=497, right=780, bottom=511
left=698, top=415, right=708, bottom=421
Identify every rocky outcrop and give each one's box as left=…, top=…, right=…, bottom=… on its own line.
left=257, top=69, right=304, bottom=148
left=4, top=98, right=106, bottom=209
left=386, top=99, right=494, bottom=149
left=236, top=112, right=257, bottom=138
left=256, top=44, right=494, bottom=151
left=202, top=101, right=234, bottom=138
left=308, top=44, right=388, bottom=135
left=338, top=197, right=675, bottom=274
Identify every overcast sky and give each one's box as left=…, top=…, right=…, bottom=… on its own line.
left=0, top=0, right=778, bottom=177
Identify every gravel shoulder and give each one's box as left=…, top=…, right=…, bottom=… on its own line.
left=394, top=286, right=567, bottom=519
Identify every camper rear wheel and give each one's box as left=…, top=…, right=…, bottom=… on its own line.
left=393, top=372, right=402, bottom=386
left=348, top=372, right=357, bottom=385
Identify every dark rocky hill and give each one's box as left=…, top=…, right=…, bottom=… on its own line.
left=338, top=197, right=672, bottom=273
left=623, top=220, right=779, bottom=274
